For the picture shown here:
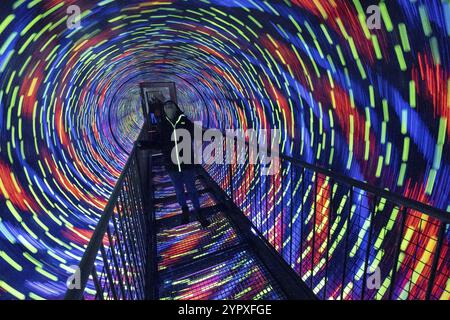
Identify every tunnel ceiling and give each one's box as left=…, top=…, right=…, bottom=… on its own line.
left=0, top=0, right=449, bottom=299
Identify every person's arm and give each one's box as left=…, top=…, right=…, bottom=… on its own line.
left=160, top=121, right=177, bottom=159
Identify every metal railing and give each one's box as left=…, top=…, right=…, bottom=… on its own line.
left=63, top=122, right=448, bottom=300
left=65, top=134, right=150, bottom=300
left=202, top=137, right=449, bottom=300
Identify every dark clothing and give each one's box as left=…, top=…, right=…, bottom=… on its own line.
left=158, top=112, right=196, bottom=173
left=149, top=113, right=157, bottom=124
left=168, top=169, right=201, bottom=211
left=156, top=110, right=205, bottom=224
left=149, top=99, right=163, bottom=118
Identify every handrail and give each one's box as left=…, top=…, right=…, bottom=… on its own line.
left=205, top=129, right=449, bottom=223
left=65, top=128, right=148, bottom=300
left=202, top=132, right=449, bottom=300
left=281, top=154, right=450, bottom=223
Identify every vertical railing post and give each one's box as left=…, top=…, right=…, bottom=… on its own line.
left=125, top=171, right=146, bottom=296
left=106, top=225, right=126, bottom=299
left=130, top=154, right=147, bottom=249
left=113, top=203, right=133, bottom=299
left=229, top=138, right=234, bottom=201
left=257, top=162, right=261, bottom=231
left=252, top=161, right=257, bottom=228
left=323, top=178, right=334, bottom=300
left=272, top=169, right=276, bottom=248
left=147, top=152, right=158, bottom=300
left=118, top=187, right=140, bottom=299
left=425, top=222, right=446, bottom=300
left=91, top=266, right=104, bottom=300
left=280, top=159, right=284, bottom=258
left=289, top=162, right=294, bottom=269
left=311, top=172, right=318, bottom=289
left=245, top=152, right=249, bottom=217
left=265, top=167, right=269, bottom=242
left=99, top=243, right=118, bottom=300
left=299, top=166, right=305, bottom=276
left=340, top=186, right=353, bottom=300
left=389, top=206, right=407, bottom=300
left=361, top=195, right=377, bottom=300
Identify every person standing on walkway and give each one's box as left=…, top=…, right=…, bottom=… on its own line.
left=158, top=100, right=209, bottom=227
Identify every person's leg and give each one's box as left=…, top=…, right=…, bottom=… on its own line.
left=168, top=170, right=189, bottom=222
left=168, top=170, right=191, bottom=224
left=183, top=169, right=209, bottom=227
left=183, top=169, right=201, bottom=211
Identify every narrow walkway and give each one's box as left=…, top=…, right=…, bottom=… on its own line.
left=151, top=154, right=286, bottom=300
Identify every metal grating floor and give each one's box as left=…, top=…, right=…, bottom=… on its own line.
left=152, top=157, right=285, bottom=300
left=157, top=211, right=242, bottom=271
left=154, top=192, right=219, bottom=220
left=159, top=248, right=285, bottom=300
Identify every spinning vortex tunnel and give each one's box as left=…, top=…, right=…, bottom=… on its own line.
left=0, top=0, right=449, bottom=300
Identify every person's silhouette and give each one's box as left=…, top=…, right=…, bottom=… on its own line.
left=158, top=100, right=209, bottom=227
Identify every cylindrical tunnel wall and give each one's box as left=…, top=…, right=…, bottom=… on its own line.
left=0, top=0, right=449, bottom=299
